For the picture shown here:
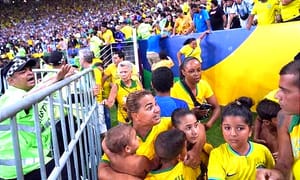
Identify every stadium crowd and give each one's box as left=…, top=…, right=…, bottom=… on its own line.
left=0, top=0, right=299, bottom=65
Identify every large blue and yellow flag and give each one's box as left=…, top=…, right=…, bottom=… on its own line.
left=138, top=21, right=300, bottom=108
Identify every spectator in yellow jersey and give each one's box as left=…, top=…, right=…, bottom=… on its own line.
left=99, top=90, right=206, bottom=179
left=172, top=8, right=193, bottom=36
left=280, top=0, right=300, bottom=22
left=151, top=51, right=174, bottom=71
left=137, top=17, right=153, bottom=40
left=208, top=97, right=275, bottom=179
left=99, top=90, right=170, bottom=179
left=172, top=108, right=211, bottom=179
left=100, top=22, right=115, bottom=45
left=103, top=61, right=143, bottom=123
left=120, top=21, right=133, bottom=41
left=171, top=57, right=221, bottom=130
left=177, top=30, right=210, bottom=66
left=88, top=28, right=103, bottom=58
left=246, top=0, right=279, bottom=29
left=102, top=51, right=139, bottom=87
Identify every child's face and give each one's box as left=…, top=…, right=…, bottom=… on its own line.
left=128, top=129, right=139, bottom=154
left=176, top=114, right=200, bottom=144
left=222, top=116, right=252, bottom=152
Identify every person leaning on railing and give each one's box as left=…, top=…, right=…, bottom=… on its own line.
left=0, top=58, right=72, bottom=179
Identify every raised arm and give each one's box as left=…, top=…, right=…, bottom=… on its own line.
left=177, top=51, right=183, bottom=66
left=198, top=30, right=210, bottom=40
left=27, top=64, right=73, bottom=96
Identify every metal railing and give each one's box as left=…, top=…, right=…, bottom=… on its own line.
left=100, top=40, right=136, bottom=68
left=0, top=68, right=102, bottom=180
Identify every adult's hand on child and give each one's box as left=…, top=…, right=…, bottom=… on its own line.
left=256, top=168, right=283, bottom=180
left=184, top=150, right=201, bottom=168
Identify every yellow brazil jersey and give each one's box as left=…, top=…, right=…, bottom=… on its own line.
left=151, top=60, right=174, bottom=71
left=102, top=117, right=172, bottom=162
left=179, top=39, right=202, bottom=62
left=102, top=29, right=115, bottom=44
left=207, top=142, right=275, bottom=180
left=145, top=161, right=200, bottom=180
left=280, top=0, right=300, bottom=21
left=121, top=25, right=133, bottom=40
left=6, top=52, right=14, bottom=60
left=170, top=79, right=214, bottom=109
left=289, top=115, right=300, bottom=160
left=103, top=62, right=139, bottom=84
left=206, top=0, right=212, bottom=12
left=92, top=58, right=103, bottom=102
left=182, top=2, right=191, bottom=16
left=293, top=158, right=300, bottom=180
left=264, top=89, right=279, bottom=103
left=175, top=15, right=193, bottom=35
left=27, top=39, right=33, bottom=46
left=251, top=0, right=279, bottom=25
left=115, top=79, right=143, bottom=123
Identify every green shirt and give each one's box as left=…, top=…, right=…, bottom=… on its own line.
left=0, top=86, right=52, bottom=179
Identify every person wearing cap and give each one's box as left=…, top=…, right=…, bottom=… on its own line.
left=0, top=58, right=72, bottom=179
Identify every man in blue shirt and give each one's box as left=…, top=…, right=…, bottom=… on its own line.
left=152, top=67, right=188, bottom=117
left=191, top=4, right=212, bottom=33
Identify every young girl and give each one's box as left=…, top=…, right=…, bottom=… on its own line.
left=207, top=97, right=275, bottom=179
left=172, top=108, right=213, bottom=179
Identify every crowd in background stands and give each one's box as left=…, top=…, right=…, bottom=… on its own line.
left=0, top=0, right=299, bottom=67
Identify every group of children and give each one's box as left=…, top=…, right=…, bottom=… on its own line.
left=100, top=91, right=280, bottom=179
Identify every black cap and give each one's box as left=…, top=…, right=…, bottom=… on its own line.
left=47, top=51, right=63, bottom=66
left=3, top=58, right=36, bottom=78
